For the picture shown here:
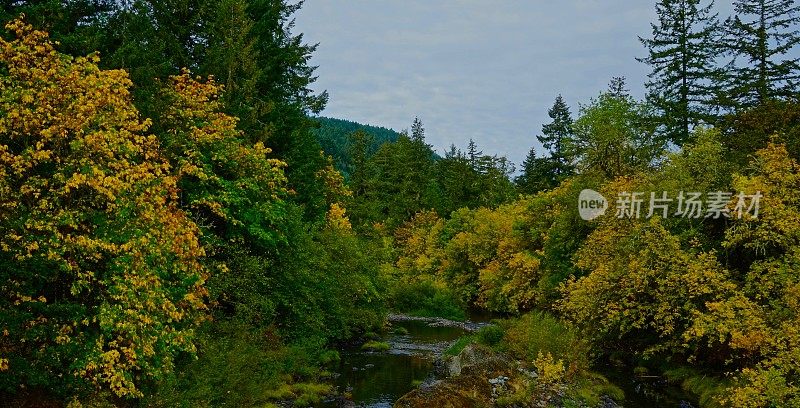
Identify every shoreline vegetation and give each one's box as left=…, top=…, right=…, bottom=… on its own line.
left=2, top=0, right=800, bottom=407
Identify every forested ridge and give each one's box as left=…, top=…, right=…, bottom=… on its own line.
left=0, top=0, right=799, bottom=407
left=311, top=117, right=401, bottom=177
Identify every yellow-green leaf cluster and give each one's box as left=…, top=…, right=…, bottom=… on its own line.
left=0, top=20, right=207, bottom=397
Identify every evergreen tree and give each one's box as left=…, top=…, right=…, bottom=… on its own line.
left=347, top=130, right=374, bottom=195
left=475, top=155, right=516, bottom=206
left=638, top=0, right=722, bottom=145
left=0, top=0, right=113, bottom=56
left=723, top=0, right=800, bottom=107
left=346, top=130, right=376, bottom=226
left=411, top=116, right=426, bottom=143
left=247, top=0, right=328, bottom=137
left=241, top=0, right=330, bottom=220
left=467, top=138, right=482, bottom=167
left=515, top=147, right=556, bottom=194
left=367, top=134, right=437, bottom=226
left=203, top=0, right=261, bottom=130
left=608, top=76, right=630, bottom=98
left=536, top=95, right=575, bottom=182
left=437, top=146, right=477, bottom=213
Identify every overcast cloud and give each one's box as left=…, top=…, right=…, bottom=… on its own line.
left=295, top=1, right=740, bottom=167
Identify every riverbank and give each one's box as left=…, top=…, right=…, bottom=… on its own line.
left=322, top=311, right=702, bottom=408
left=386, top=313, right=491, bottom=332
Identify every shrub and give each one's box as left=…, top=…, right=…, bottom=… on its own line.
left=388, top=280, right=466, bottom=321
left=500, top=311, right=590, bottom=376
left=475, top=325, right=504, bottom=347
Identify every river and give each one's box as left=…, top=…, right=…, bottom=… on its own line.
left=323, top=313, right=698, bottom=408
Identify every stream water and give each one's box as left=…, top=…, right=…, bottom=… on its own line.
left=324, top=318, right=470, bottom=407
left=323, top=313, right=699, bottom=408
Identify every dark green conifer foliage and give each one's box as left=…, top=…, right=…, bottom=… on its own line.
left=608, top=76, right=631, bottom=98
left=638, top=0, right=722, bottom=145
left=516, top=147, right=556, bottom=194
left=723, top=0, right=800, bottom=107
left=538, top=95, right=575, bottom=180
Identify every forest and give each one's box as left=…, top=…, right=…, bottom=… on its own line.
left=0, top=0, right=799, bottom=407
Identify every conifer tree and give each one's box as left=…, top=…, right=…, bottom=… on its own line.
left=515, top=147, right=556, bottom=194
left=537, top=95, right=575, bottom=180
left=723, top=0, right=800, bottom=107
left=608, top=76, right=631, bottom=98
left=411, top=116, right=426, bottom=143
left=638, top=0, right=722, bottom=145
left=467, top=138, right=482, bottom=169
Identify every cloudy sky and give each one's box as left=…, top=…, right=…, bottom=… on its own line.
left=295, top=1, right=736, bottom=168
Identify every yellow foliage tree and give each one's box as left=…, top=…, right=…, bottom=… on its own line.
left=696, top=143, right=800, bottom=407
left=0, top=20, right=207, bottom=397
left=159, top=71, right=288, bottom=252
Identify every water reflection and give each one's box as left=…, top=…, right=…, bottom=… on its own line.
left=326, top=319, right=466, bottom=407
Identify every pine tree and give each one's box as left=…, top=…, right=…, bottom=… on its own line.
left=347, top=130, right=374, bottom=196
left=366, top=134, right=438, bottom=226
left=467, top=138, right=482, bottom=169
left=515, top=147, right=556, bottom=194
left=638, top=0, right=722, bottom=145
left=723, top=0, right=800, bottom=107
left=411, top=116, right=426, bottom=143
left=346, top=130, right=376, bottom=225
left=437, top=145, right=482, bottom=212
left=608, top=76, right=631, bottom=98
left=475, top=155, right=516, bottom=206
left=203, top=0, right=262, bottom=130
left=537, top=95, right=575, bottom=180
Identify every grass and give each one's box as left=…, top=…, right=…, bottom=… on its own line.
left=566, top=372, right=625, bottom=406
left=664, top=367, right=729, bottom=408
left=475, top=324, right=504, bottom=347
left=263, top=382, right=333, bottom=407
left=444, top=335, right=475, bottom=356
left=445, top=325, right=503, bottom=356
left=360, top=340, right=390, bottom=352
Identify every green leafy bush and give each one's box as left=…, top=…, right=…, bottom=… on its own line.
left=475, top=325, right=504, bottom=347
left=388, top=280, right=466, bottom=321
left=499, top=312, right=590, bottom=375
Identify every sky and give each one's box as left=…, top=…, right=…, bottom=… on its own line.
left=294, top=1, right=737, bottom=168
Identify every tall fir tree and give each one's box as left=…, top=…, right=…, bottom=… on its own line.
left=515, top=147, right=556, bottom=194
left=346, top=130, right=376, bottom=226
left=638, top=0, right=722, bottom=146
left=723, top=0, right=800, bottom=107
left=245, top=0, right=330, bottom=219
left=537, top=95, right=575, bottom=181
left=437, top=145, right=473, bottom=213
left=203, top=0, right=262, bottom=131
left=467, top=138, right=482, bottom=168
left=608, top=76, right=631, bottom=98
left=411, top=116, right=426, bottom=143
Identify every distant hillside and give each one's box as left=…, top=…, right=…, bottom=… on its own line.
left=312, top=116, right=402, bottom=176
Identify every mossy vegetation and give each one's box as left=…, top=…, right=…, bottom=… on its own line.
left=361, top=340, right=391, bottom=352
